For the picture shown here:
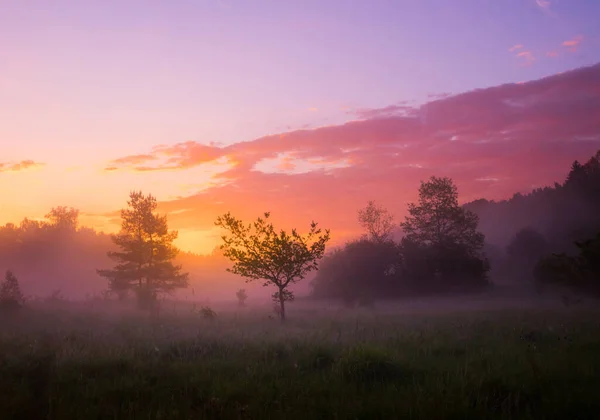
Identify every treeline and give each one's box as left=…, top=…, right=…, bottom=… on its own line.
left=0, top=207, right=113, bottom=298
left=2, top=150, right=599, bottom=307
left=471, top=151, right=600, bottom=291
left=311, top=177, right=490, bottom=303
left=311, top=150, right=600, bottom=302
left=0, top=206, right=241, bottom=300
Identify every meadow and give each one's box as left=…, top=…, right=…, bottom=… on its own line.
left=1, top=296, right=599, bottom=420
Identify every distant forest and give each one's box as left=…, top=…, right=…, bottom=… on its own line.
left=1, top=150, right=599, bottom=302
left=311, top=150, right=600, bottom=301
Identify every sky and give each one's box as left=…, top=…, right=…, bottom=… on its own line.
left=2, top=0, right=600, bottom=254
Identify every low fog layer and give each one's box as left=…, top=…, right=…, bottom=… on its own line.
left=1, top=149, right=599, bottom=306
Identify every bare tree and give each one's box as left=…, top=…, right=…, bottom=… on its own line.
left=357, top=200, right=396, bottom=243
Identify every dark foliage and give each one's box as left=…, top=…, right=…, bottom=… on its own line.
left=312, top=177, right=490, bottom=300
left=311, top=239, right=399, bottom=301
left=97, top=191, right=189, bottom=309
left=506, top=227, right=549, bottom=284
left=465, top=151, right=600, bottom=252
left=464, top=150, right=600, bottom=285
left=0, top=270, right=25, bottom=313
left=215, top=211, right=330, bottom=320
left=534, top=231, right=600, bottom=296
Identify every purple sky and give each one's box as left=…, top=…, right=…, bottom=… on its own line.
left=2, top=0, right=599, bottom=155
left=2, top=0, right=600, bottom=253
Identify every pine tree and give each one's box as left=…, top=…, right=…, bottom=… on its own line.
left=97, top=191, right=188, bottom=309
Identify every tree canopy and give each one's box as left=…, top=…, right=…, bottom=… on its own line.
left=401, top=176, right=485, bottom=254
left=215, top=212, right=330, bottom=320
left=45, top=206, right=80, bottom=231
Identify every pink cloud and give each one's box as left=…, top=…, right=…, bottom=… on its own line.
left=546, top=51, right=559, bottom=58
left=0, top=160, right=45, bottom=172
left=105, top=141, right=223, bottom=172
left=351, top=104, right=417, bottom=120
left=106, top=64, right=600, bottom=244
left=562, top=35, right=584, bottom=52
left=508, top=44, right=524, bottom=52
left=516, top=51, right=535, bottom=65
left=535, top=0, right=551, bottom=10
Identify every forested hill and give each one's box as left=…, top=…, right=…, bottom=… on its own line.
left=464, top=150, right=600, bottom=253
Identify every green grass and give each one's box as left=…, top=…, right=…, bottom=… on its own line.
left=1, top=301, right=600, bottom=419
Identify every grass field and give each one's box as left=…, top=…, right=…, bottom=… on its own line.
left=1, top=297, right=599, bottom=419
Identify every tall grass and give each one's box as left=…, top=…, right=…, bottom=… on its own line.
left=1, top=300, right=599, bottom=419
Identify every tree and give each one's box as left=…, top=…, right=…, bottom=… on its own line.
left=400, top=176, right=489, bottom=290
left=401, top=177, right=485, bottom=252
left=357, top=200, right=396, bottom=243
left=506, top=227, right=548, bottom=282
left=45, top=206, right=79, bottom=231
left=215, top=212, right=330, bottom=321
left=97, top=191, right=188, bottom=310
left=507, top=227, right=548, bottom=261
left=236, top=288, right=248, bottom=306
left=310, top=239, right=400, bottom=303
left=0, top=270, right=25, bottom=311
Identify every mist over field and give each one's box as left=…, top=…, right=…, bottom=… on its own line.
left=3, top=0, right=600, bottom=418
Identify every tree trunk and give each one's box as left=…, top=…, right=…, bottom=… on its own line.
left=278, top=288, right=286, bottom=322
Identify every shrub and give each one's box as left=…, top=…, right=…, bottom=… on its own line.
left=199, top=306, right=217, bottom=320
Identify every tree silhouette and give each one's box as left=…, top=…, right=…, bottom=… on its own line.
left=401, top=177, right=485, bottom=252
left=45, top=206, right=80, bottom=231
left=236, top=288, right=248, bottom=306
left=506, top=227, right=548, bottom=283
left=0, top=270, right=25, bottom=311
left=357, top=200, right=396, bottom=243
left=97, top=191, right=188, bottom=310
left=215, top=211, right=330, bottom=321
left=400, top=176, right=488, bottom=290
left=310, top=239, right=399, bottom=302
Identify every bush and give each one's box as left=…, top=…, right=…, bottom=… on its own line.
left=199, top=306, right=217, bottom=320
left=533, top=253, right=584, bottom=295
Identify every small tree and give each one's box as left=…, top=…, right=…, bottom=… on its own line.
left=357, top=200, right=396, bottom=243
left=215, top=212, right=330, bottom=321
left=97, top=191, right=189, bottom=310
left=0, top=270, right=25, bottom=311
left=236, top=288, right=248, bottom=306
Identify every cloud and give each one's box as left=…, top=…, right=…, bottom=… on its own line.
left=0, top=160, right=45, bottom=172
left=427, top=92, right=452, bottom=100
left=105, top=141, right=223, bottom=172
left=535, top=0, right=551, bottom=10
left=546, top=51, right=559, bottom=58
left=562, top=35, right=584, bottom=52
left=111, top=154, right=157, bottom=166
left=106, top=64, right=600, bottom=245
left=508, top=45, right=535, bottom=66
left=308, top=107, right=318, bottom=112
left=516, top=51, right=535, bottom=65
left=509, top=44, right=524, bottom=52
left=351, top=104, right=417, bottom=120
